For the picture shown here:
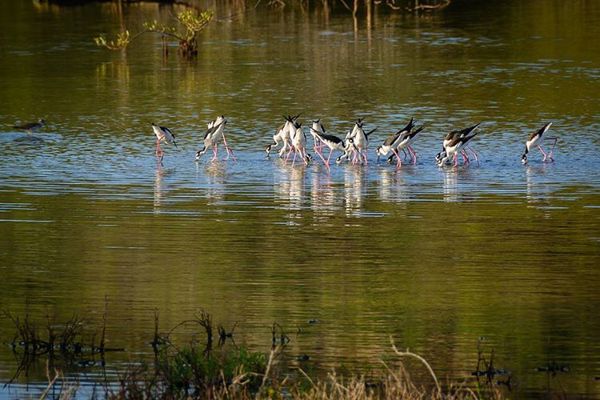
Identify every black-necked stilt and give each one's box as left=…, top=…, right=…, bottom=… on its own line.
left=266, top=114, right=299, bottom=158
left=436, top=126, right=479, bottom=167
left=265, top=121, right=287, bottom=157
left=436, top=123, right=480, bottom=166
left=309, top=119, right=326, bottom=156
left=521, top=122, right=555, bottom=164
left=151, top=123, right=177, bottom=158
left=393, top=125, right=423, bottom=166
left=14, top=119, right=46, bottom=132
left=196, top=116, right=227, bottom=161
left=288, top=117, right=311, bottom=166
left=376, top=118, right=422, bottom=168
left=200, top=115, right=235, bottom=161
left=338, top=119, right=376, bottom=165
left=309, top=126, right=345, bottom=167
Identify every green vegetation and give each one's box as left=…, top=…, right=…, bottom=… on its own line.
left=94, top=9, right=213, bottom=57
left=5, top=311, right=510, bottom=400
left=116, top=346, right=268, bottom=399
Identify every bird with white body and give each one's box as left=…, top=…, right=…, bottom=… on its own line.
left=266, top=114, right=300, bottom=158
left=436, top=124, right=479, bottom=167
left=288, top=117, right=311, bottom=166
left=309, top=119, right=326, bottom=156
left=309, top=124, right=346, bottom=167
left=151, top=122, right=177, bottom=159
left=436, top=123, right=480, bottom=166
left=195, top=116, right=232, bottom=162
left=376, top=117, right=423, bottom=168
left=521, top=122, right=555, bottom=164
left=337, top=119, right=376, bottom=165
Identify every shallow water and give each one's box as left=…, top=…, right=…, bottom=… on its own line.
left=1, top=0, right=600, bottom=398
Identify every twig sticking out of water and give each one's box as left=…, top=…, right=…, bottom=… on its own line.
left=196, top=310, right=214, bottom=356
left=271, top=322, right=290, bottom=348
left=389, top=336, right=441, bottom=394
left=472, top=339, right=511, bottom=390
left=258, top=344, right=285, bottom=396
left=150, top=309, right=170, bottom=352
left=98, top=295, right=108, bottom=354
left=218, top=322, right=238, bottom=346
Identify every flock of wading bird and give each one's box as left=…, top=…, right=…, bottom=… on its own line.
left=158, top=114, right=558, bottom=168
left=15, top=115, right=558, bottom=168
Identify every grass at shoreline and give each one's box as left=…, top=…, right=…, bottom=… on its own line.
left=4, top=310, right=508, bottom=399
left=32, top=343, right=506, bottom=400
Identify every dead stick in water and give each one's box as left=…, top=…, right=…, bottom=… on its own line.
left=390, top=336, right=441, bottom=394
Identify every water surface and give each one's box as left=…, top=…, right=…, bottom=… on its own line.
left=1, top=1, right=600, bottom=398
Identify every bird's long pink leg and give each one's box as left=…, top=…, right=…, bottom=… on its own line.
left=467, top=147, right=479, bottom=165
left=391, top=149, right=402, bottom=169
left=547, top=138, right=557, bottom=161
left=453, top=153, right=459, bottom=167
left=362, top=151, right=368, bottom=165
left=225, top=145, right=237, bottom=161
left=221, top=134, right=229, bottom=156
left=316, top=143, right=326, bottom=164
left=325, top=148, right=334, bottom=167
left=285, top=146, right=294, bottom=162
left=461, top=151, right=469, bottom=164
left=538, top=145, right=548, bottom=162
left=313, top=139, right=323, bottom=155
left=461, top=149, right=470, bottom=164
left=399, top=148, right=407, bottom=161
left=315, top=146, right=327, bottom=165
left=302, top=148, right=310, bottom=166
left=211, top=144, right=218, bottom=162
left=408, top=145, right=417, bottom=165
left=155, top=139, right=163, bottom=157
left=222, top=134, right=237, bottom=161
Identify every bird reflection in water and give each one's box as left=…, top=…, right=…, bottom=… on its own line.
left=274, top=161, right=307, bottom=224
left=377, top=167, right=409, bottom=203
left=198, top=160, right=227, bottom=205
left=153, top=164, right=167, bottom=213
left=525, top=164, right=552, bottom=207
left=442, top=169, right=459, bottom=203
left=310, top=169, right=337, bottom=222
left=153, top=160, right=179, bottom=213
left=343, top=165, right=366, bottom=217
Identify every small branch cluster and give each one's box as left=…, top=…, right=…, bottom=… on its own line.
left=94, top=30, right=131, bottom=50
left=94, top=8, right=213, bottom=57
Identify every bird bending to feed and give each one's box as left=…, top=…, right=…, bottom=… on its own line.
left=337, top=119, right=376, bottom=165
left=14, top=118, right=46, bottom=132
left=309, top=124, right=345, bottom=167
left=196, top=115, right=236, bottom=162
left=376, top=118, right=414, bottom=164
left=436, top=123, right=480, bottom=167
left=151, top=123, right=177, bottom=159
left=287, top=116, right=311, bottom=166
left=265, top=114, right=300, bottom=158
left=393, top=125, right=424, bottom=166
left=436, top=123, right=480, bottom=166
left=309, top=119, right=326, bottom=155
left=521, top=122, right=555, bottom=164
left=376, top=117, right=423, bottom=168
